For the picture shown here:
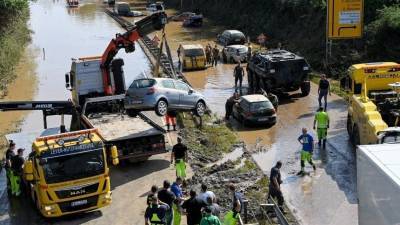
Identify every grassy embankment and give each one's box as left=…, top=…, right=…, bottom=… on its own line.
left=0, top=0, right=30, bottom=97
left=178, top=113, right=297, bottom=223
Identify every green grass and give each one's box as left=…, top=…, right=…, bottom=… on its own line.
left=178, top=113, right=238, bottom=161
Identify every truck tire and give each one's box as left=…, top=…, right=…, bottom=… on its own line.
left=352, top=125, right=360, bottom=146
left=155, top=99, right=168, bottom=116
left=194, top=100, right=206, bottom=117
left=126, top=109, right=138, bottom=117
left=300, top=81, right=311, bottom=96
left=347, top=114, right=353, bottom=136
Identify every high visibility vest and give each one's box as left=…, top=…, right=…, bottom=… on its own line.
left=150, top=212, right=165, bottom=225
left=315, top=111, right=329, bottom=128
left=223, top=210, right=239, bottom=225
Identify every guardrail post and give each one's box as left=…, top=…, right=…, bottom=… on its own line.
left=243, top=199, right=248, bottom=224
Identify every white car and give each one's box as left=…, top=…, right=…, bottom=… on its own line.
left=221, top=45, right=249, bottom=63
left=146, top=3, right=164, bottom=13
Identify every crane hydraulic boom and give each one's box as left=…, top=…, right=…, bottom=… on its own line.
left=101, top=11, right=167, bottom=95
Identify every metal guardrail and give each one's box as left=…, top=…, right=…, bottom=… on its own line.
left=260, top=197, right=291, bottom=225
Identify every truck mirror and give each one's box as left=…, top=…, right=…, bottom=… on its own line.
left=24, top=160, right=34, bottom=181
left=65, top=73, right=70, bottom=89
left=111, top=145, right=119, bottom=166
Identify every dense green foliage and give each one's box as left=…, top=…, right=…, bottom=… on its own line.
left=166, top=0, right=400, bottom=76
left=0, top=0, right=30, bottom=93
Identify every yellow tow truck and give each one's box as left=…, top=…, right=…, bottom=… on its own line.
left=342, top=62, right=400, bottom=145
left=1, top=101, right=119, bottom=217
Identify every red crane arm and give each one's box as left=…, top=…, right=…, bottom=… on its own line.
left=100, top=11, right=167, bottom=95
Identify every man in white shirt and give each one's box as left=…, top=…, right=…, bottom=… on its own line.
left=198, top=183, right=216, bottom=204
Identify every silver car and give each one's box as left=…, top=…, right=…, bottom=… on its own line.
left=124, top=78, right=207, bottom=117
left=221, top=45, right=249, bottom=63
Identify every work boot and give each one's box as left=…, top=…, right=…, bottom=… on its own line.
left=296, top=171, right=304, bottom=176
left=318, top=140, right=321, bottom=148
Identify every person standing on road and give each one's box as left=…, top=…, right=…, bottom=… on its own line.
left=267, top=161, right=285, bottom=213
left=223, top=183, right=243, bottom=225
left=10, top=148, right=24, bottom=197
left=212, top=45, right=219, bottom=67
left=145, top=194, right=170, bottom=225
left=297, top=128, right=316, bottom=175
left=318, top=74, right=331, bottom=110
left=182, top=190, right=207, bottom=225
left=225, top=92, right=240, bottom=120
left=147, top=185, right=159, bottom=206
left=166, top=111, right=177, bottom=132
left=171, top=137, right=188, bottom=179
left=5, top=140, right=16, bottom=195
left=171, top=177, right=183, bottom=199
left=158, top=180, right=176, bottom=225
left=247, top=45, right=252, bottom=62
left=200, top=206, right=222, bottom=225
left=233, top=62, right=245, bottom=93
left=205, top=45, right=211, bottom=66
left=313, top=107, right=330, bottom=149
left=198, top=183, right=216, bottom=204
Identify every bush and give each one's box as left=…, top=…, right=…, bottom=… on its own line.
left=366, top=5, right=400, bottom=60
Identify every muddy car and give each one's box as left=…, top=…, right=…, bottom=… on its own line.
left=217, top=30, right=246, bottom=46
left=124, top=78, right=207, bottom=117
left=247, top=49, right=311, bottom=96
left=233, top=94, right=277, bottom=126
left=221, top=45, right=248, bottom=63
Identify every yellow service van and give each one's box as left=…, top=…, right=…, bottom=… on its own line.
left=180, top=44, right=206, bottom=70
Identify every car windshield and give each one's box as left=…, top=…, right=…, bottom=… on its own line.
left=231, top=33, right=244, bottom=39
left=235, top=47, right=247, bottom=53
left=184, top=49, right=204, bottom=57
left=41, top=146, right=105, bottom=184
left=250, top=101, right=273, bottom=112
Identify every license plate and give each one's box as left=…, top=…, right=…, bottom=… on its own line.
left=71, top=199, right=88, bottom=207
left=258, top=118, right=269, bottom=121
left=131, top=100, right=142, bottom=104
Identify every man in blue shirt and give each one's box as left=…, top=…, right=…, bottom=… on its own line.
left=170, top=177, right=183, bottom=199
left=297, top=128, right=316, bottom=175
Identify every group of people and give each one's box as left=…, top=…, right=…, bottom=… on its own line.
left=5, top=140, right=25, bottom=197
left=205, top=44, right=220, bottom=67
left=145, top=180, right=243, bottom=225
left=145, top=136, right=244, bottom=225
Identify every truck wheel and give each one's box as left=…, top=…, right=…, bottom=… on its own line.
left=352, top=125, right=360, bottom=146
left=194, top=101, right=206, bottom=117
left=300, top=81, right=311, bottom=96
left=347, top=115, right=353, bottom=136
left=155, top=99, right=168, bottom=116
left=126, top=109, right=138, bottom=117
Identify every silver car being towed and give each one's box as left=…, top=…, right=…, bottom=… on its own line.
left=124, top=78, right=207, bottom=117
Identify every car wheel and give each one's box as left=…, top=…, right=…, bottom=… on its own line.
left=126, top=109, right=138, bottom=117
left=155, top=99, right=168, bottom=116
left=300, top=81, right=311, bottom=96
left=194, top=101, right=206, bottom=117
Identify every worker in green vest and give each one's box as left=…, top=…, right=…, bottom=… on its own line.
left=10, top=148, right=25, bottom=197
left=145, top=194, right=170, bottom=225
left=313, top=107, right=330, bottom=149
left=201, top=206, right=221, bottom=225
left=171, top=137, right=187, bottom=180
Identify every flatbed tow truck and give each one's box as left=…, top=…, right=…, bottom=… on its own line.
left=0, top=101, right=119, bottom=217
left=343, top=62, right=400, bottom=145
left=65, top=11, right=169, bottom=162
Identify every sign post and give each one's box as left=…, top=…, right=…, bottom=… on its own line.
left=326, top=0, right=363, bottom=66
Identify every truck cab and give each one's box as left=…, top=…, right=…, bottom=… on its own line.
left=22, top=129, right=118, bottom=217
left=342, top=62, right=400, bottom=145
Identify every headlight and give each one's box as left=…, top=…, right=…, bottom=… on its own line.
left=44, top=204, right=57, bottom=212
left=270, top=69, right=276, bottom=73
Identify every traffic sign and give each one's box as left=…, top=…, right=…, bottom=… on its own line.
left=327, top=0, right=363, bottom=39
left=257, top=33, right=267, bottom=44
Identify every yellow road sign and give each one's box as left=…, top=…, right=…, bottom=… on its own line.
left=327, top=0, right=363, bottom=39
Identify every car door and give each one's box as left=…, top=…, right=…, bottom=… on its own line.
left=174, top=80, right=196, bottom=108
left=237, top=99, right=249, bottom=119
left=159, top=79, right=180, bottom=108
